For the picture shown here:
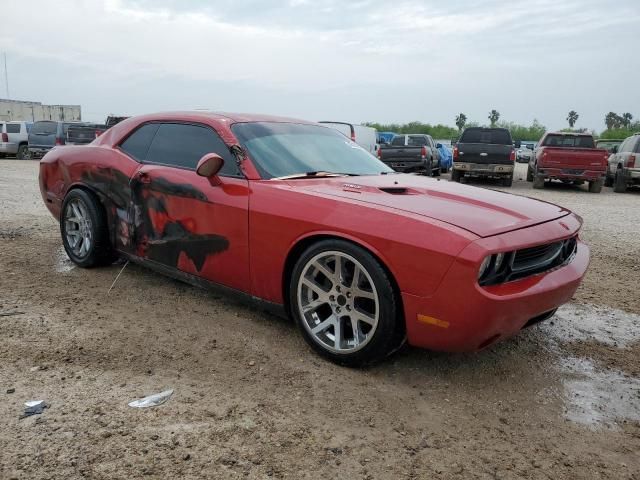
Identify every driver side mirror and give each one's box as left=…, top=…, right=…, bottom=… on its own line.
left=611, top=145, right=618, bottom=153
left=436, top=143, right=443, bottom=148
left=196, top=153, right=224, bottom=178
left=514, top=140, right=521, bottom=148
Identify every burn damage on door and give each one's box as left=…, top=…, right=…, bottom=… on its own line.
left=81, top=167, right=229, bottom=272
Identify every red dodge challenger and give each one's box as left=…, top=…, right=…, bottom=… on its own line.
left=39, top=112, right=589, bottom=365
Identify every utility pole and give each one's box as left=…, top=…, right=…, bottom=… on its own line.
left=3, top=52, right=9, bottom=99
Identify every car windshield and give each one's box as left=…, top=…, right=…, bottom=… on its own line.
left=232, top=122, right=393, bottom=179
left=542, top=135, right=595, bottom=148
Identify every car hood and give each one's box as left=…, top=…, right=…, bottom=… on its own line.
left=287, top=175, right=571, bottom=238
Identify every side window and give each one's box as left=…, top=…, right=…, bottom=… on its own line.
left=6, top=123, right=20, bottom=134
left=119, top=124, right=160, bottom=161
left=145, top=123, right=239, bottom=176
left=633, top=138, right=640, bottom=153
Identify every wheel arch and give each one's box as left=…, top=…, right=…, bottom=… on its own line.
left=63, top=182, right=113, bottom=235
left=281, top=233, right=405, bottom=330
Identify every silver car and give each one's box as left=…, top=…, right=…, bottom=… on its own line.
left=605, top=133, right=640, bottom=193
left=0, top=121, right=32, bottom=159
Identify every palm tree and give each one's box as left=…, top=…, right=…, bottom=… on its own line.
left=605, top=112, right=620, bottom=130
left=622, top=112, right=633, bottom=128
left=567, top=111, right=579, bottom=128
left=455, top=113, right=467, bottom=131
left=488, top=110, right=500, bottom=127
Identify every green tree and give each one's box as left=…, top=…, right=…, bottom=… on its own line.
left=622, top=112, right=633, bottom=128
left=605, top=112, right=624, bottom=130
left=488, top=110, right=500, bottom=127
left=455, top=113, right=467, bottom=131
left=567, top=110, right=579, bottom=128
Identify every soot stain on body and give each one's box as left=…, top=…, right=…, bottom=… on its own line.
left=80, top=167, right=230, bottom=271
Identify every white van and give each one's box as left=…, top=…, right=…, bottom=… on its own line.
left=319, top=121, right=378, bottom=155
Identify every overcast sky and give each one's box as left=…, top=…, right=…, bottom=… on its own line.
left=2, top=0, right=639, bottom=130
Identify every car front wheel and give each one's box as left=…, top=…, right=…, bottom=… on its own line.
left=290, top=240, right=404, bottom=366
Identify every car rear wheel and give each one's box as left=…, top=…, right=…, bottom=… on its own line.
left=604, top=172, right=613, bottom=187
left=532, top=165, right=545, bottom=189
left=501, top=173, right=513, bottom=187
left=290, top=240, right=404, bottom=366
left=17, top=144, right=30, bottom=160
left=588, top=178, right=603, bottom=193
left=526, top=165, right=534, bottom=182
left=613, top=168, right=627, bottom=193
left=61, top=189, right=115, bottom=268
left=451, top=169, right=462, bottom=182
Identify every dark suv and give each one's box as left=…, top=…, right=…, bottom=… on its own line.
left=28, top=121, right=81, bottom=158
left=452, top=127, right=516, bottom=186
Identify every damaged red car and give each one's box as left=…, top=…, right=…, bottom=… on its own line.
left=39, top=112, right=589, bottom=366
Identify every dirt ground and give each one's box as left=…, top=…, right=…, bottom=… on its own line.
left=1, top=159, right=639, bottom=479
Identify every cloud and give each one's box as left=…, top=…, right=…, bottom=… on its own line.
left=1, top=0, right=639, bottom=129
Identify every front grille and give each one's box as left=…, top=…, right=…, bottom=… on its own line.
left=479, top=236, right=578, bottom=286
left=510, top=236, right=577, bottom=281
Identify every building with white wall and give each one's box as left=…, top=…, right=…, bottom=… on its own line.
left=0, top=99, right=81, bottom=122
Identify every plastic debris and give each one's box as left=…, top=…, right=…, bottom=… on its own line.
left=128, top=389, right=174, bottom=408
left=21, top=400, right=48, bottom=418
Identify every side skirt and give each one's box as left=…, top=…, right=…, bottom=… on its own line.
left=118, top=252, right=288, bottom=319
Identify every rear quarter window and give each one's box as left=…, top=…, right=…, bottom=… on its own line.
left=6, top=123, right=21, bottom=134
left=407, top=136, right=427, bottom=146
left=119, top=123, right=160, bottom=161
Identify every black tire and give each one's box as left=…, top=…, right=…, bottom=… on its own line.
left=289, top=239, right=404, bottom=367
left=532, top=165, right=545, bottom=189
left=604, top=172, right=613, bottom=187
left=60, top=189, right=115, bottom=268
left=501, top=173, right=513, bottom=187
left=588, top=178, right=603, bottom=193
left=16, top=144, right=30, bottom=160
left=451, top=169, right=462, bottom=182
left=526, top=166, right=533, bottom=182
left=613, top=169, right=627, bottom=193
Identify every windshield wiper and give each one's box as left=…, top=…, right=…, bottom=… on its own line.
left=272, top=171, right=359, bottom=180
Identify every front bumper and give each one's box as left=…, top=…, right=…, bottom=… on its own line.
left=453, top=162, right=514, bottom=174
left=538, top=167, right=605, bottom=182
left=0, top=142, right=18, bottom=154
left=402, top=214, right=589, bottom=352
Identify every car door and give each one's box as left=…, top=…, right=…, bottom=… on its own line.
left=131, top=122, right=250, bottom=292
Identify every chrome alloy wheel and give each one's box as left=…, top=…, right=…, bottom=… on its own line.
left=63, top=198, right=93, bottom=258
left=297, top=251, right=380, bottom=353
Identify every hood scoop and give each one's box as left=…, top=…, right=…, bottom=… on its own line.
left=379, top=186, right=418, bottom=195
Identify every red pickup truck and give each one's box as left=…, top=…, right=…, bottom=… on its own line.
left=527, top=133, right=608, bottom=193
